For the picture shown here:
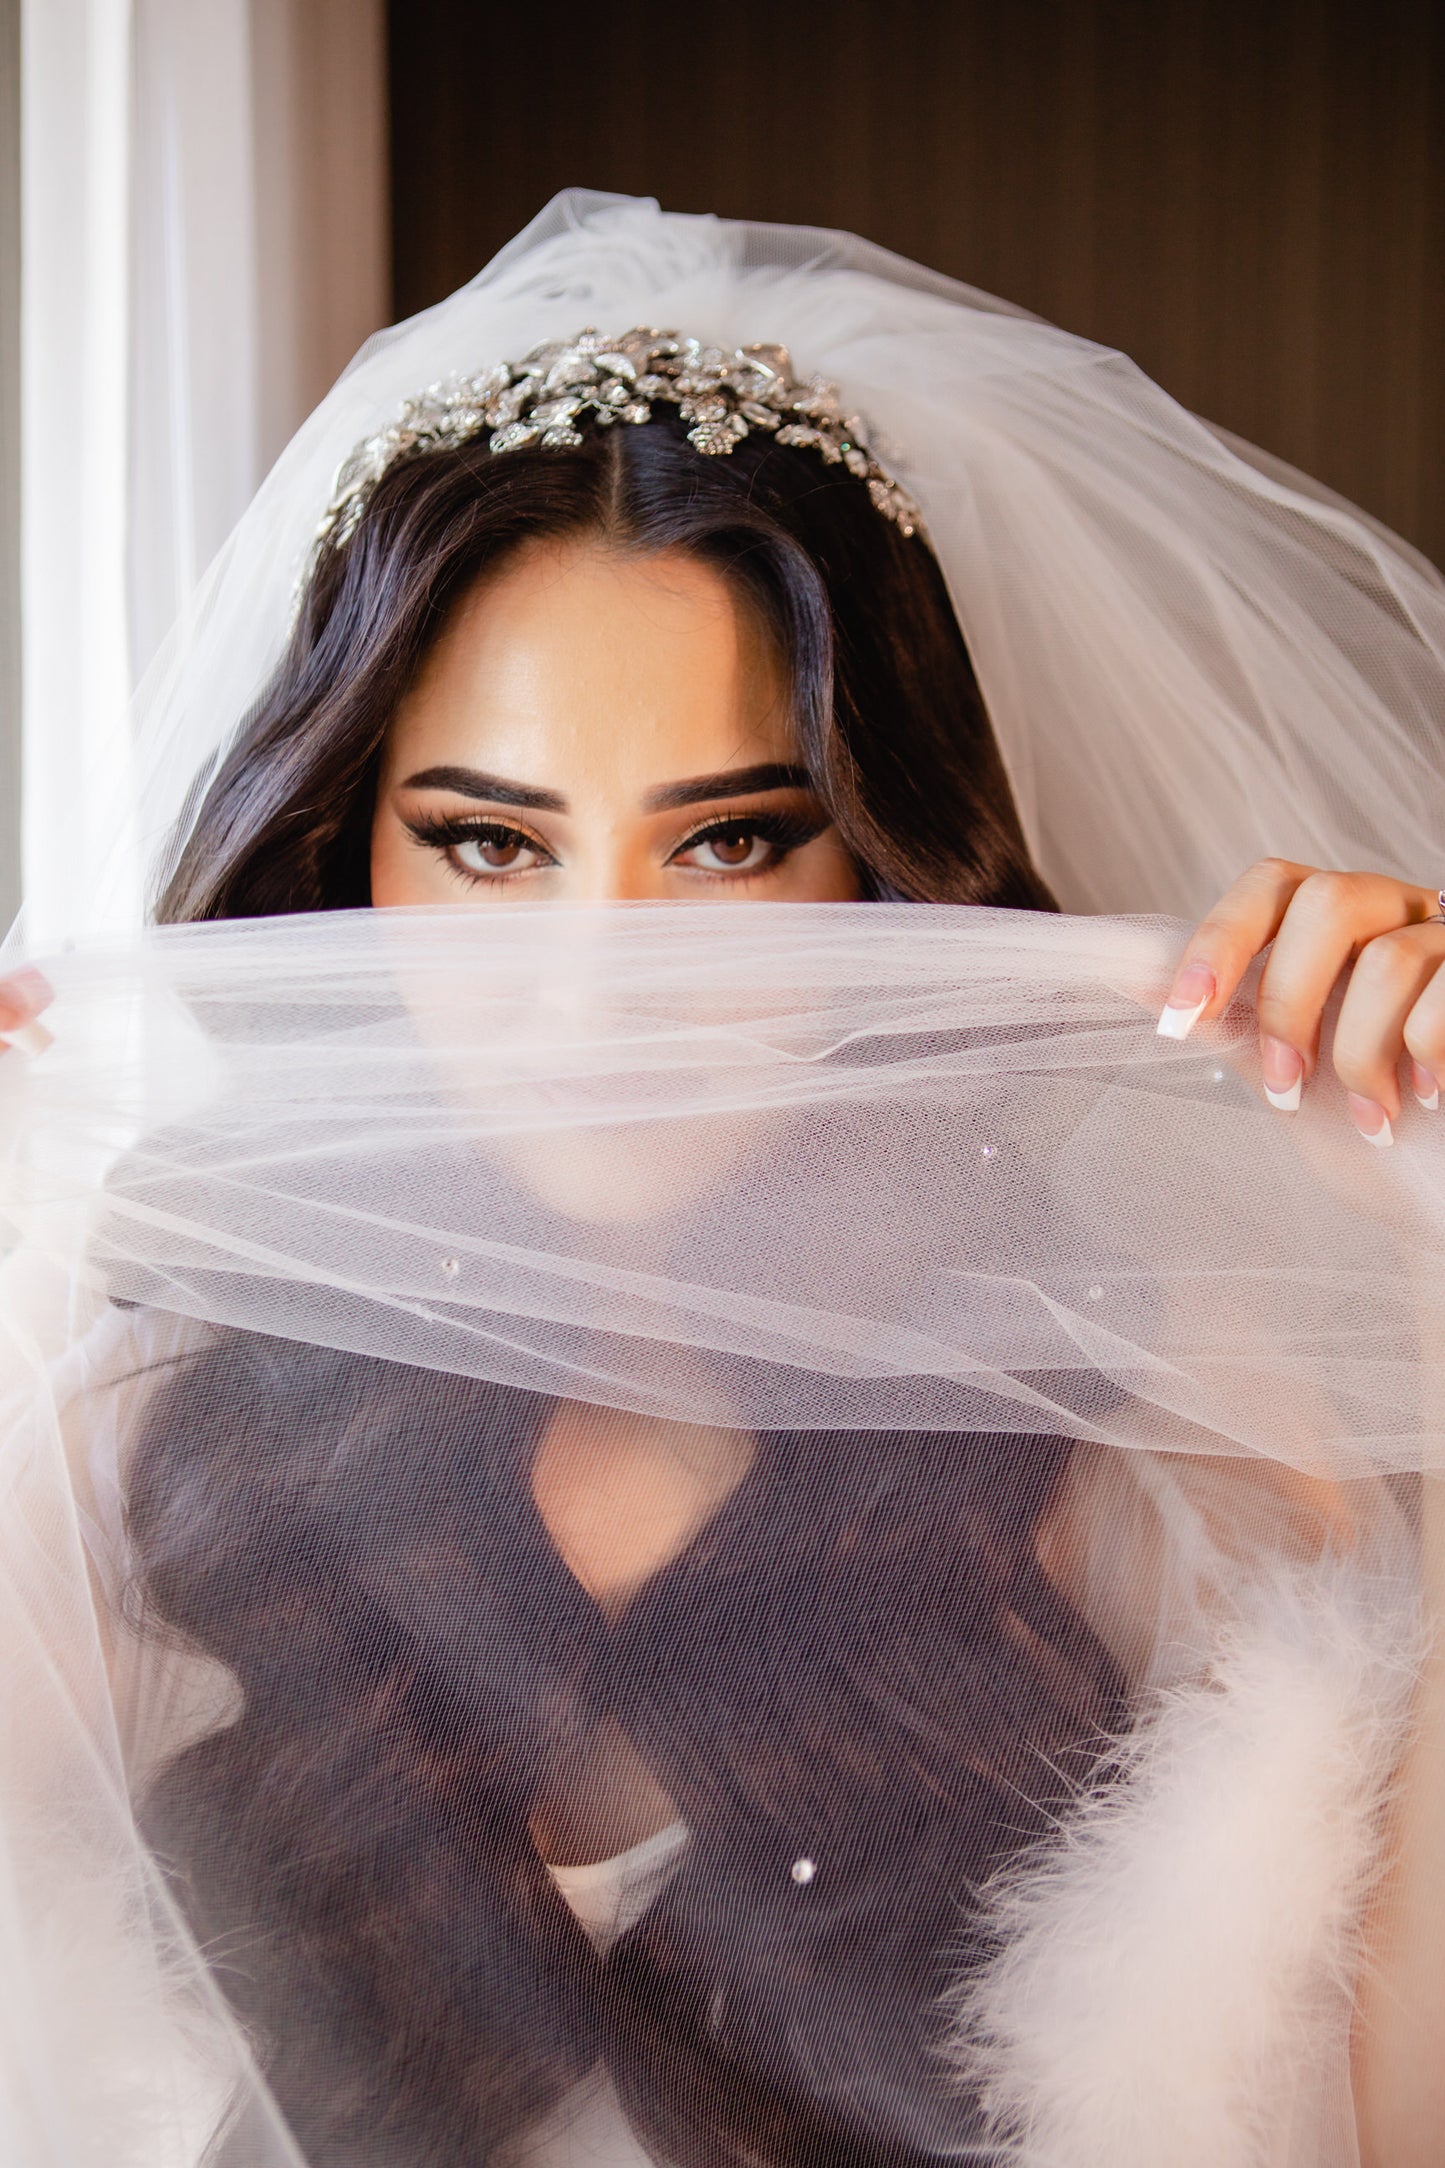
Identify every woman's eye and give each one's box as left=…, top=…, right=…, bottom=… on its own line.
left=680, top=825, right=774, bottom=873
left=451, top=828, right=549, bottom=876
left=402, top=811, right=554, bottom=879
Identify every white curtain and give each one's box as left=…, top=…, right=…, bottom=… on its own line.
left=16, top=0, right=389, bottom=947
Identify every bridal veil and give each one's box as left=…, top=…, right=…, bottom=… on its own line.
left=3, top=192, right=1445, bottom=2167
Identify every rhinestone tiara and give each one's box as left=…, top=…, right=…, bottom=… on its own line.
left=315, top=327, right=924, bottom=553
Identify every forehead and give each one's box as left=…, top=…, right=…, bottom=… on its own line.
left=382, top=536, right=794, bottom=785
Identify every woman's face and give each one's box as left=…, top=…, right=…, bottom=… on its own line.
left=371, top=534, right=863, bottom=907
left=370, top=534, right=856, bottom=1225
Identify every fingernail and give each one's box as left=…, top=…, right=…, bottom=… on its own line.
left=1260, top=1036, right=1304, bottom=1112
left=0, top=967, right=52, bottom=1021
left=1157, top=962, right=1215, bottom=1040
left=1347, top=1094, right=1395, bottom=1147
left=1411, top=1060, right=1440, bottom=1112
left=0, top=1019, right=54, bottom=1058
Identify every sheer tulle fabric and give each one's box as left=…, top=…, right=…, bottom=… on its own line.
left=7, top=905, right=1445, bottom=1467
left=0, top=906, right=1437, bottom=2164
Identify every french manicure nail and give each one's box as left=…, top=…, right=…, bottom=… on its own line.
left=1411, top=1060, right=1440, bottom=1112
left=1157, top=962, right=1215, bottom=1041
left=1347, top=1094, right=1394, bottom=1147
left=0, top=1019, right=54, bottom=1058
left=1260, top=1036, right=1304, bottom=1112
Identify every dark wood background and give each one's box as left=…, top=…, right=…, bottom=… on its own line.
left=389, top=0, right=1445, bottom=566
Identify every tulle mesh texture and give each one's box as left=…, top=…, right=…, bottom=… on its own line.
left=0, top=906, right=1433, bottom=2165
left=7, top=906, right=1443, bottom=1465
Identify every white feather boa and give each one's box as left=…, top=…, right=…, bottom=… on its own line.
left=947, top=1566, right=1419, bottom=2168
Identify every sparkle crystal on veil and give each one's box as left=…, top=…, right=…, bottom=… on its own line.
left=316, top=328, right=924, bottom=552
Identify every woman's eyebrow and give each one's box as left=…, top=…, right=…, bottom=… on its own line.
left=643, top=762, right=813, bottom=812
left=399, top=766, right=567, bottom=811
left=398, top=761, right=815, bottom=815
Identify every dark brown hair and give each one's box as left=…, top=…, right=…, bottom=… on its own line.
left=156, top=412, right=1054, bottom=922
left=130, top=1340, right=1121, bottom=2167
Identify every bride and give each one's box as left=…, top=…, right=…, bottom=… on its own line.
left=1, top=192, right=1444, bottom=2168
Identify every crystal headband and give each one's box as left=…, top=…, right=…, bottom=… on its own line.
left=316, top=327, right=924, bottom=552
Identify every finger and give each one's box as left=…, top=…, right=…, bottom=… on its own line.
left=1329, top=925, right=1445, bottom=1141
left=1255, top=872, right=1436, bottom=1111
left=1157, top=858, right=1315, bottom=1039
left=1408, top=1058, right=1441, bottom=1112
left=0, top=968, right=55, bottom=1054
left=1403, top=960, right=1445, bottom=1113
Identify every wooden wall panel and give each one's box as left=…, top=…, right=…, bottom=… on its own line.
left=389, top=0, right=1445, bottom=565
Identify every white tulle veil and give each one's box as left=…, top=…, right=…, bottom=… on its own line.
left=3, top=191, right=1445, bottom=2168
left=17, top=186, right=1443, bottom=947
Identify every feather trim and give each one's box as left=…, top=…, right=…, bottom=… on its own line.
left=946, top=1565, right=1419, bottom=2168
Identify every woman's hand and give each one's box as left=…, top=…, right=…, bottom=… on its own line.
left=1158, top=860, right=1445, bottom=1145
left=0, top=970, right=54, bottom=1057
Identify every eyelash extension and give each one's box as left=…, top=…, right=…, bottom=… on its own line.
left=402, top=811, right=555, bottom=870
left=671, top=808, right=830, bottom=868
